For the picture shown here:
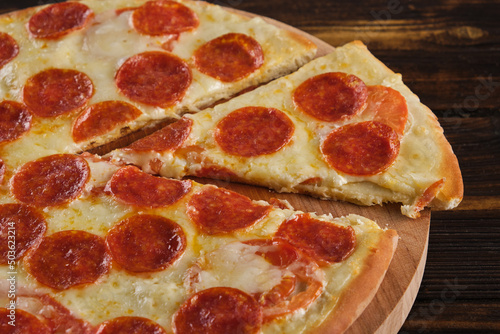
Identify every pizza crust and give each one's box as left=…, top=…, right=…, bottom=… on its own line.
left=309, top=228, right=398, bottom=334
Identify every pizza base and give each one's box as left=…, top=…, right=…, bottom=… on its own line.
left=0, top=0, right=317, bottom=170
left=310, top=228, right=398, bottom=334
left=109, top=41, right=463, bottom=218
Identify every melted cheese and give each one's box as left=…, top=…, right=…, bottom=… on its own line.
left=0, top=0, right=316, bottom=171
left=0, top=154, right=388, bottom=332
left=111, top=42, right=451, bottom=216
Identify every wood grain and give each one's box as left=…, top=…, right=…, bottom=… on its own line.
left=1, top=1, right=499, bottom=333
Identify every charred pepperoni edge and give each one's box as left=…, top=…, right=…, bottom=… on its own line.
left=27, top=2, right=94, bottom=39
left=105, top=165, right=192, bottom=208
left=275, top=213, right=357, bottom=266
left=172, top=287, right=262, bottom=334
left=0, top=32, right=19, bottom=69
left=72, top=100, right=142, bottom=143
left=0, top=203, right=47, bottom=264
left=23, top=68, right=94, bottom=118
left=10, top=154, right=91, bottom=208
left=0, top=307, right=51, bottom=333
left=321, top=121, right=400, bottom=176
left=115, top=51, right=192, bottom=108
left=193, top=33, right=264, bottom=82
left=23, top=230, right=110, bottom=290
left=131, top=0, right=199, bottom=36
left=95, top=316, right=168, bottom=334
left=105, top=214, right=187, bottom=272
left=125, top=117, right=192, bottom=152
left=292, top=72, right=368, bottom=122
left=0, top=101, right=32, bottom=144
left=214, top=106, right=294, bottom=157
left=186, top=186, right=271, bottom=235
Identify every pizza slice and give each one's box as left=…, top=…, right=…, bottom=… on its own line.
left=109, top=41, right=463, bottom=218
left=0, top=153, right=397, bottom=333
left=0, top=0, right=316, bottom=171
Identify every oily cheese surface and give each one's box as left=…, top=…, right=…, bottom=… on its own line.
left=0, top=0, right=316, bottom=170
left=0, top=155, right=393, bottom=333
left=111, top=41, right=462, bottom=216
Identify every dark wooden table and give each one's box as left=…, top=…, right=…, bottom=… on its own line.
left=2, top=0, right=499, bottom=333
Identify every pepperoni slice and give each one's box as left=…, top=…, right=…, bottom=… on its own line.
left=126, top=118, right=192, bottom=152
left=0, top=101, right=32, bottom=144
left=242, top=239, right=324, bottom=322
left=11, top=154, right=90, bottom=207
left=321, top=121, right=400, bottom=176
left=172, top=287, right=262, bottom=334
left=0, top=159, right=4, bottom=184
left=293, top=72, right=368, bottom=122
left=0, top=203, right=47, bottom=264
left=193, top=33, right=264, bottom=82
left=214, top=107, right=294, bottom=157
left=115, top=51, right=191, bottom=108
left=0, top=32, right=19, bottom=69
left=96, top=316, right=168, bottom=334
left=24, top=230, right=110, bottom=290
left=0, top=308, right=51, bottom=334
left=106, top=214, right=186, bottom=272
left=186, top=186, right=271, bottom=235
left=132, top=0, right=199, bottom=36
left=360, top=85, right=408, bottom=136
left=23, top=68, right=94, bottom=117
left=105, top=165, right=191, bottom=208
left=276, top=213, right=356, bottom=266
left=28, top=2, right=94, bottom=39
left=72, top=100, right=142, bottom=143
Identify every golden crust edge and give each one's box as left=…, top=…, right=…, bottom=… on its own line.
left=308, top=228, right=399, bottom=334
left=350, top=40, right=463, bottom=210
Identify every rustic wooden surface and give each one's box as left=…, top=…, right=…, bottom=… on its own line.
left=2, top=0, right=499, bottom=333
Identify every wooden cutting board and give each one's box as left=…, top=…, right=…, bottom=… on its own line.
left=92, top=9, right=431, bottom=333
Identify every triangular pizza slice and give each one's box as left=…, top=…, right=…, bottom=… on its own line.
left=0, top=0, right=316, bottom=171
left=109, top=41, right=463, bottom=218
left=0, top=153, right=397, bottom=333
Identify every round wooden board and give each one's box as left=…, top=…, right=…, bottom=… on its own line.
left=203, top=8, right=432, bottom=334
left=91, top=8, right=431, bottom=333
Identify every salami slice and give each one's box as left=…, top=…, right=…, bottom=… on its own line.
left=115, top=51, right=191, bottom=108
left=23, top=68, right=94, bottom=117
left=0, top=101, right=32, bottom=144
left=132, top=0, right=199, bottom=36
left=96, top=316, right=168, bottom=334
left=126, top=118, right=192, bottom=152
left=72, top=100, right=142, bottom=143
left=276, top=213, right=356, bottom=266
left=0, top=308, right=51, bottom=334
left=28, top=2, right=94, bottom=39
left=172, top=287, right=262, bottom=334
left=293, top=72, right=368, bottom=122
left=243, top=239, right=324, bottom=322
left=186, top=186, right=271, bottom=235
left=106, top=214, right=186, bottom=272
left=105, top=165, right=191, bottom=208
left=0, top=159, right=4, bottom=184
left=24, top=230, right=110, bottom=290
left=361, top=85, right=408, bottom=136
left=0, top=203, right=46, bottom=264
left=11, top=154, right=90, bottom=207
left=214, top=107, right=294, bottom=157
left=321, top=121, right=400, bottom=176
left=0, top=32, right=19, bottom=69
left=193, top=33, right=264, bottom=82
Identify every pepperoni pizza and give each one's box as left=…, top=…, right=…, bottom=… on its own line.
left=0, top=153, right=398, bottom=333
left=0, top=0, right=316, bottom=171
left=110, top=41, right=463, bottom=218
